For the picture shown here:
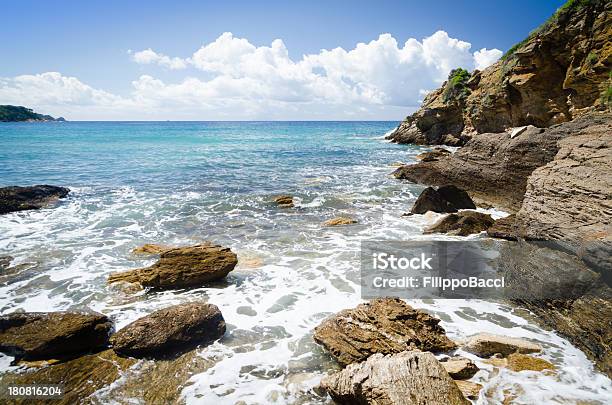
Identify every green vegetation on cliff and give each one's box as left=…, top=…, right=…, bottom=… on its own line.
left=0, top=105, right=65, bottom=122
left=443, top=68, right=471, bottom=102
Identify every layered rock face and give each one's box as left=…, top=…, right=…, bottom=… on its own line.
left=388, top=0, right=611, bottom=146
left=395, top=114, right=608, bottom=210
left=0, top=185, right=70, bottom=215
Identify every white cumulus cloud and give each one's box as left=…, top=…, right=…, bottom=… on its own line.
left=2, top=32, right=501, bottom=120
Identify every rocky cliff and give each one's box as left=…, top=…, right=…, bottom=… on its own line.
left=387, top=0, right=611, bottom=146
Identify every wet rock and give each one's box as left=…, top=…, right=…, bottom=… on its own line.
left=108, top=243, right=238, bottom=289
left=486, top=353, right=555, bottom=372
left=0, top=311, right=112, bottom=361
left=416, top=147, right=451, bottom=162
left=461, top=333, right=541, bottom=358
left=394, top=113, right=609, bottom=212
left=274, top=195, right=294, bottom=208
left=0, top=185, right=70, bottom=215
left=322, top=216, right=357, bottom=227
left=0, top=349, right=136, bottom=405
left=410, top=185, right=476, bottom=214
left=425, top=211, right=494, bottom=236
left=0, top=255, right=12, bottom=270
left=110, top=302, right=225, bottom=358
left=132, top=244, right=171, bottom=255
left=486, top=215, right=521, bottom=240
left=440, top=356, right=479, bottom=379
left=321, top=351, right=469, bottom=405
left=313, top=298, right=456, bottom=366
left=454, top=380, right=482, bottom=401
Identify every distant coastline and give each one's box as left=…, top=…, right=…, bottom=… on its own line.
left=0, top=105, right=65, bottom=122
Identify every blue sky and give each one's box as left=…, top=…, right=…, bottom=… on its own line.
left=0, top=0, right=566, bottom=120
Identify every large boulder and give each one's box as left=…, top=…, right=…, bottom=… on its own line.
left=313, top=298, right=455, bottom=366
left=0, top=311, right=112, bottom=360
left=425, top=211, right=494, bottom=236
left=410, top=185, right=475, bottom=214
left=110, top=302, right=225, bottom=358
left=461, top=333, right=541, bottom=358
left=321, top=351, right=470, bottom=405
left=108, top=243, right=238, bottom=289
left=0, top=185, right=70, bottom=215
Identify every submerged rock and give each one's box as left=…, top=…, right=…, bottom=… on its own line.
left=410, top=185, right=476, bottom=214
left=425, top=210, right=494, bottom=236
left=321, top=351, right=469, bottom=405
left=0, top=185, right=70, bottom=215
left=108, top=243, right=238, bottom=289
left=461, top=333, right=541, bottom=358
left=487, top=353, right=555, bottom=373
left=110, top=302, right=225, bottom=358
left=440, top=356, right=479, bottom=379
left=313, top=298, right=455, bottom=366
left=274, top=195, right=294, bottom=208
left=0, top=311, right=112, bottom=360
left=322, top=216, right=357, bottom=227
left=132, top=244, right=171, bottom=255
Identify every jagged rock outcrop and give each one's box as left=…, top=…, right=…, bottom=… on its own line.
left=0, top=311, right=112, bottom=360
left=394, top=114, right=606, bottom=210
left=387, top=0, right=611, bottom=146
left=416, top=147, right=451, bottom=161
left=110, top=302, right=225, bottom=358
left=313, top=298, right=456, bottom=366
left=108, top=243, right=237, bottom=289
left=0, top=185, right=70, bottom=215
left=424, top=211, right=494, bottom=236
left=409, top=185, right=476, bottom=214
left=321, top=351, right=470, bottom=405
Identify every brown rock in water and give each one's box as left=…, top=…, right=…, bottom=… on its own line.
left=322, top=216, right=357, bottom=227
left=313, top=298, right=456, bottom=366
left=425, top=211, right=494, bottom=236
left=416, top=147, right=451, bottom=162
left=110, top=302, right=225, bottom=358
left=454, top=380, right=483, bottom=401
left=487, top=215, right=521, bottom=240
left=386, top=1, right=611, bottom=146
left=461, top=333, right=541, bottom=358
left=108, top=243, right=237, bottom=289
left=506, top=353, right=555, bottom=372
left=410, top=185, right=475, bottom=214
left=274, top=195, right=294, bottom=208
left=321, top=351, right=470, bottom=405
left=0, top=349, right=136, bottom=405
left=0, top=312, right=112, bottom=360
left=0, top=185, right=70, bottom=215
left=440, top=356, right=479, bottom=379
left=132, top=244, right=171, bottom=255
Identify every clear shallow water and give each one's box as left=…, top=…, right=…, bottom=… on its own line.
left=0, top=121, right=610, bottom=404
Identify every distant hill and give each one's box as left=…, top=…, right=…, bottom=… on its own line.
left=0, top=105, right=65, bottom=122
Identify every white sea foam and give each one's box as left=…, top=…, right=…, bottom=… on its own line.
left=0, top=142, right=609, bottom=404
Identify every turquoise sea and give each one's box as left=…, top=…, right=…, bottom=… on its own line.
left=0, top=122, right=610, bottom=404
